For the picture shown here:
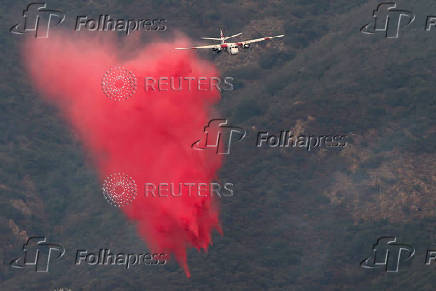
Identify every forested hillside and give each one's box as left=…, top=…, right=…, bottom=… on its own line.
left=1, top=0, right=435, bottom=290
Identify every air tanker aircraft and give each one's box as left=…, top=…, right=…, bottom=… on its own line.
left=176, top=29, right=285, bottom=55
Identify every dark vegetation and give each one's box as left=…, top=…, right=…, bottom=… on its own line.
left=1, top=0, right=435, bottom=290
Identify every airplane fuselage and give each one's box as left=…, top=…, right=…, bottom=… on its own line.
left=213, top=42, right=250, bottom=55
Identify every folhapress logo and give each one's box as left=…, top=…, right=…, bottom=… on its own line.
left=360, top=2, right=436, bottom=38
left=192, top=119, right=246, bottom=155
left=10, top=3, right=166, bottom=38
left=10, top=236, right=65, bottom=272
left=361, top=2, right=415, bottom=38
left=10, top=3, right=65, bottom=38
left=360, top=237, right=415, bottom=272
left=193, top=120, right=347, bottom=155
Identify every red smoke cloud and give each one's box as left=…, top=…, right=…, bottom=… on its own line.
left=23, top=32, right=223, bottom=277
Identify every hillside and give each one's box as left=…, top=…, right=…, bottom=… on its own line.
left=1, top=0, right=435, bottom=290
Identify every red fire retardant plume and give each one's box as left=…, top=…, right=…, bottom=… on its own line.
left=23, top=33, right=223, bottom=277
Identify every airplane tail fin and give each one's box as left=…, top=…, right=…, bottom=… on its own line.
left=201, top=29, right=241, bottom=43
left=223, top=32, right=242, bottom=40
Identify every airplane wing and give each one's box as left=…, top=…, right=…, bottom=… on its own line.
left=238, top=34, right=285, bottom=45
left=175, top=44, right=222, bottom=50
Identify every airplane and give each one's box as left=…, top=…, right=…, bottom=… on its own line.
left=176, top=28, right=285, bottom=55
